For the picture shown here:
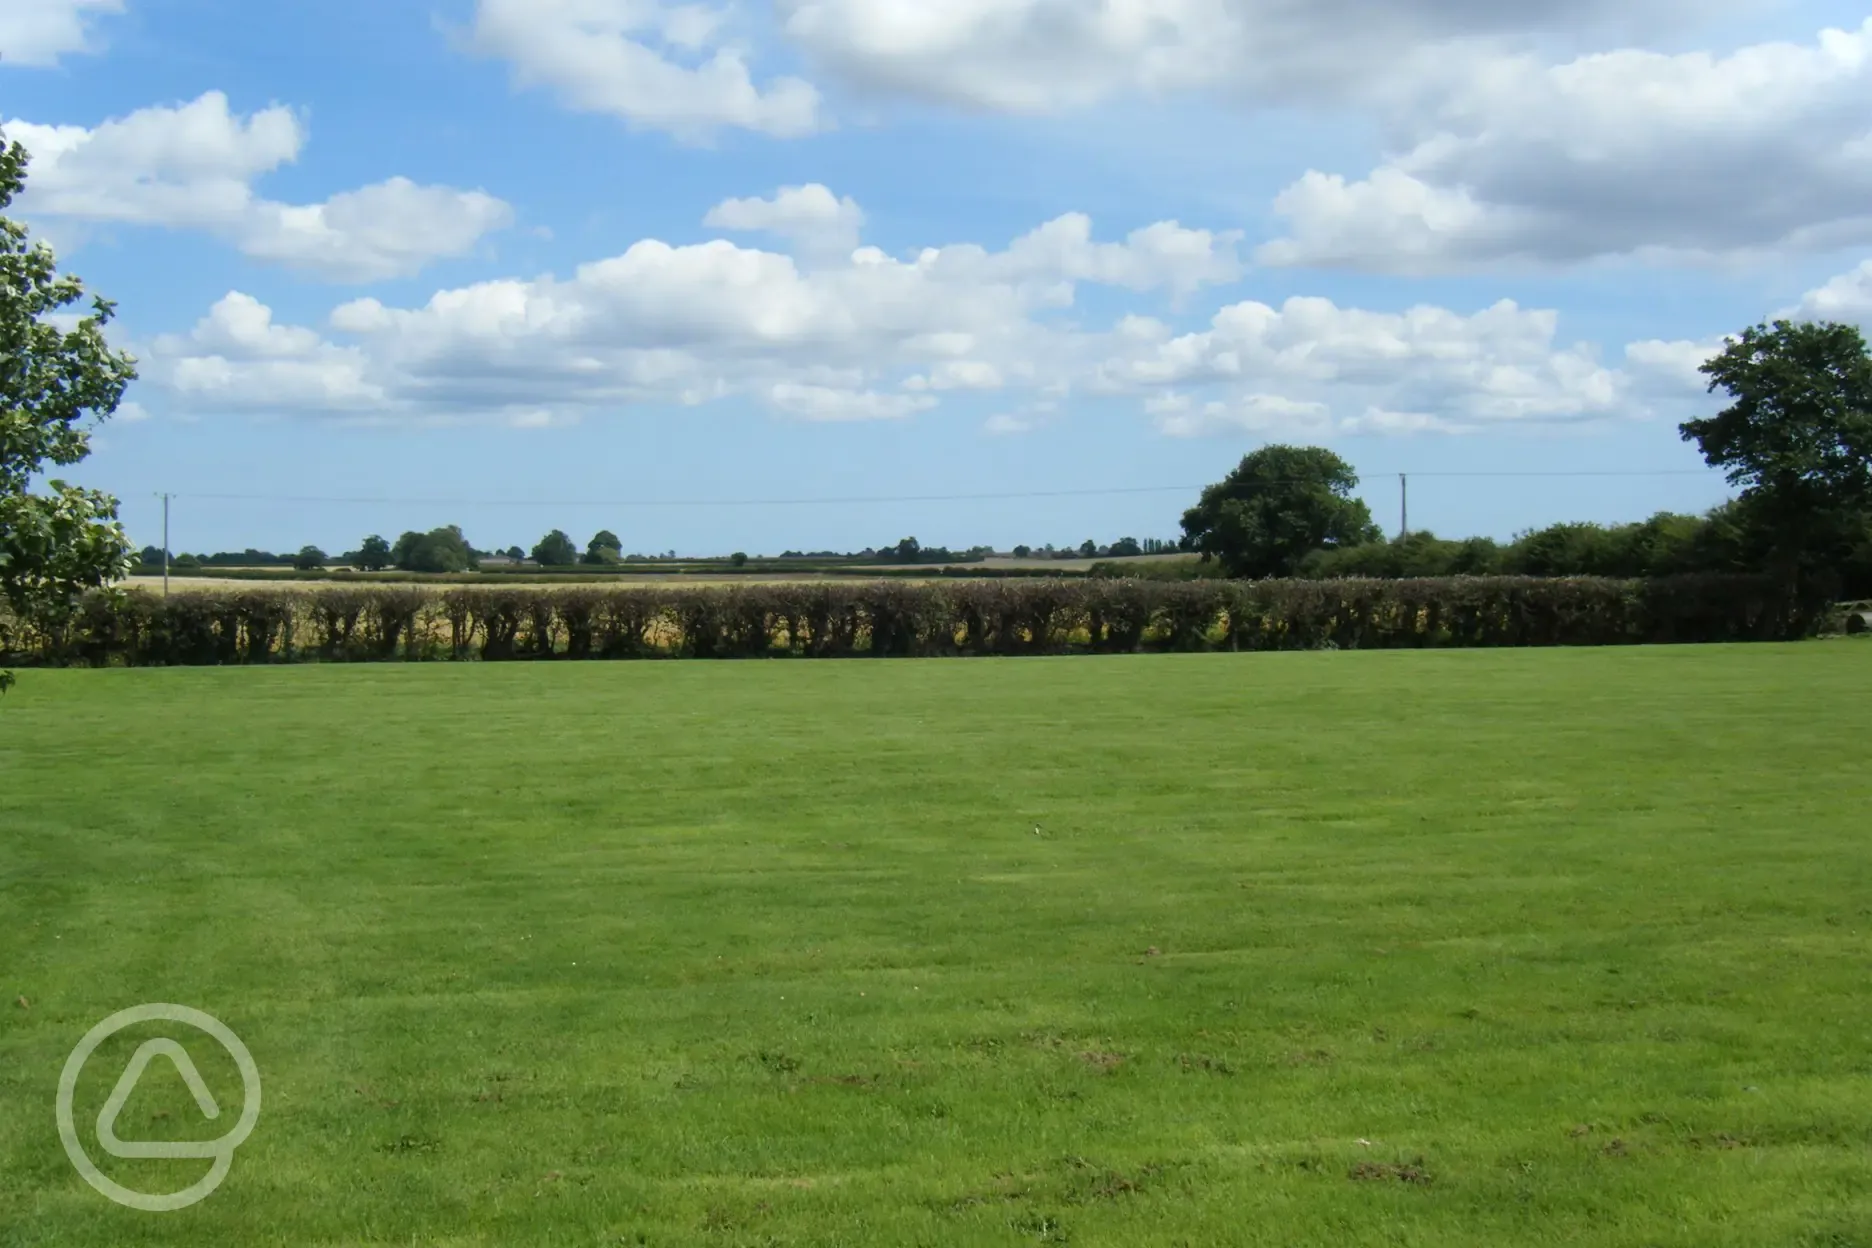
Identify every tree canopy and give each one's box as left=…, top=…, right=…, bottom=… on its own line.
left=1, top=142, right=138, bottom=694
left=1681, top=319, right=1872, bottom=582
left=583, top=529, right=622, bottom=564
left=1180, top=445, right=1379, bottom=578
left=354, top=534, right=393, bottom=572
left=392, top=526, right=475, bottom=573
left=532, top=529, right=579, bottom=567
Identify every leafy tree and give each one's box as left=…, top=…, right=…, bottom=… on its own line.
left=1, top=142, right=138, bottom=696
left=1506, top=523, right=1632, bottom=578
left=1108, top=537, right=1143, bottom=558
left=583, top=529, right=623, bottom=565
left=1449, top=535, right=1505, bottom=576
left=504, top=545, right=525, bottom=560
left=292, top=545, right=327, bottom=571
left=391, top=532, right=421, bottom=571
left=1012, top=544, right=1032, bottom=558
left=354, top=534, right=392, bottom=571
left=1682, top=319, right=1872, bottom=584
left=174, top=553, right=200, bottom=569
left=392, top=526, right=475, bottom=573
left=1181, top=445, right=1379, bottom=578
left=1078, top=539, right=1098, bottom=557
left=532, top=529, right=579, bottom=567
left=1304, top=530, right=1502, bottom=579
left=1299, top=507, right=1770, bottom=581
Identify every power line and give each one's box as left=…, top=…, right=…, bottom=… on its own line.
left=167, top=469, right=1716, bottom=510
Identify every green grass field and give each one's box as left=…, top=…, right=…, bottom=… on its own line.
left=3, top=645, right=1870, bottom=1246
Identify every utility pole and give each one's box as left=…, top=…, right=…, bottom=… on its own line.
left=1399, top=474, right=1409, bottom=539
left=159, top=492, right=171, bottom=598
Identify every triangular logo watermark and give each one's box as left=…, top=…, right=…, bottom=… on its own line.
left=96, top=1039, right=225, bottom=1160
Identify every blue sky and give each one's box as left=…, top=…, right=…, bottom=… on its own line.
left=6, top=0, right=1872, bottom=557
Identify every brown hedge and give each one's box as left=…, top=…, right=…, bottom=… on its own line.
left=1, top=574, right=1825, bottom=668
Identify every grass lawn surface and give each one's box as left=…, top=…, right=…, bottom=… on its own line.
left=3, top=644, right=1870, bottom=1245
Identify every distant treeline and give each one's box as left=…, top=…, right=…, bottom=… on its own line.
left=133, top=532, right=1178, bottom=573
left=1301, top=506, right=1869, bottom=584
left=1085, top=507, right=1872, bottom=599
left=5, top=575, right=1827, bottom=670
left=139, top=546, right=300, bottom=568
left=123, top=563, right=1100, bottom=586
left=131, top=509, right=1871, bottom=598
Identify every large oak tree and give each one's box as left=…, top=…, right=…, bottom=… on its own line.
left=1181, top=445, right=1380, bottom=579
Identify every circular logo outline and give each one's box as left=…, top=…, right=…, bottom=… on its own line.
left=56, top=1004, right=261, bottom=1212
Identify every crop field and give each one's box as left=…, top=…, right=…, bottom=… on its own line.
left=120, top=575, right=899, bottom=593
left=2, top=644, right=1870, bottom=1245
left=122, top=554, right=1183, bottom=583
left=114, top=555, right=1188, bottom=593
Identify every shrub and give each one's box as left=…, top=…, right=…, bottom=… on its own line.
left=6, top=574, right=1826, bottom=669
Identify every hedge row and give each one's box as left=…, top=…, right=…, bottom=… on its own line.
left=1, top=574, right=1824, bottom=668
left=129, top=562, right=1083, bottom=584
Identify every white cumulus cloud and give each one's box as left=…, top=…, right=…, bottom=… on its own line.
left=0, top=0, right=121, bottom=67
left=139, top=204, right=1226, bottom=423
left=469, top=0, right=822, bottom=140
left=1097, top=296, right=1630, bottom=435
left=775, top=0, right=1740, bottom=114
left=1790, top=259, right=1872, bottom=326
left=1621, top=258, right=1872, bottom=401
left=134, top=194, right=1687, bottom=439
left=146, top=292, right=386, bottom=410
left=463, top=0, right=1747, bottom=139
left=4, top=92, right=513, bottom=280
left=1622, top=337, right=1725, bottom=396
left=704, top=184, right=865, bottom=259
left=1259, top=20, right=1872, bottom=270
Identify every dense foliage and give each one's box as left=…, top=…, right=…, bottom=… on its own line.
left=353, top=535, right=393, bottom=571
left=1301, top=504, right=1872, bottom=597
left=1181, top=445, right=1381, bottom=578
left=392, top=526, right=476, bottom=573
left=1680, top=319, right=1872, bottom=589
left=0, top=142, right=138, bottom=695
left=583, top=530, right=623, bottom=564
left=531, top=529, right=580, bottom=567
left=2, top=574, right=1824, bottom=669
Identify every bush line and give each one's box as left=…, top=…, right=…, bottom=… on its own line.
left=126, top=562, right=1091, bottom=585
left=3, top=574, right=1823, bottom=667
